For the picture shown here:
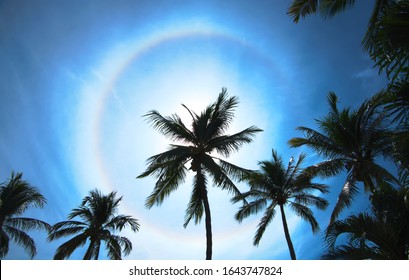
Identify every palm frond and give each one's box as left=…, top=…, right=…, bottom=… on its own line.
left=0, top=232, right=10, bottom=258
left=289, top=126, right=344, bottom=158
left=144, top=160, right=188, bottom=209
left=104, top=235, right=123, bottom=260
left=207, top=126, right=262, bottom=157
left=184, top=178, right=205, bottom=228
left=324, top=212, right=402, bottom=259
left=330, top=179, right=359, bottom=224
left=3, top=225, right=36, bottom=258
left=48, top=226, right=86, bottom=241
left=253, top=204, right=276, bottom=246
left=289, top=202, right=320, bottom=233
left=292, top=193, right=329, bottom=210
left=143, top=110, right=195, bottom=143
left=287, top=0, right=319, bottom=23
left=202, top=155, right=242, bottom=196
left=105, top=215, right=140, bottom=232
left=319, top=0, right=356, bottom=19
left=305, top=159, right=346, bottom=179
left=206, top=88, right=239, bottom=137
left=5, top=217, right=51, bottom=232
left=234, top=198, right=269, bottom=222
left=137, top=145, right=191, bottom=178
left=53, top=233, right=88, bottom=260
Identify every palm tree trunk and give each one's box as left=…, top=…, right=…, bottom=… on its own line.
left=279, top=204, right=296, bottom=260
left=197, top=167, right=212, bottom=260
left=202, top=189, right=212, bottom=260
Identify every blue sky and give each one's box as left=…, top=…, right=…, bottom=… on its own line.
left=0, top=0, right=390, bottom=260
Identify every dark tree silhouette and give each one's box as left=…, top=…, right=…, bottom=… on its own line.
left=138, top=88, right=262, bottom=259
left=48, top=189, right=140, bottom=260
left=289, top=92, right=395, bottom=223
left=0, top=172, right=50, bottom=259
left=233, top=150, right=328, bottom=260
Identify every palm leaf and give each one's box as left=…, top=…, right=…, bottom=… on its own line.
left=3, top=225, right=36, bottom=258
left=143, top=110, right=195, bottom=143
left=184, top=176, right=205, bottom=227
left=202, top=155, right=242, bottom=196
left=5, top=217, right=51, bottom=232
left=288, top=0, right=319, bottom=23
left=105, top=215, right=140, bottom=232
left=330, top=179, right=359, bottom=224
left=253, top=204, right=276, bottom=246
left=234, top=197, right=268, bottom=222
left=53, top=233, right=88, bottom=260
left=208, top=126, right=262, bottom=157
left=289, top=202, right=320, bottom=232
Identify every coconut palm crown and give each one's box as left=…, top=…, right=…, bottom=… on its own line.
left=0, top=172, right=51, bottom=259
left=48, top=189, right=140, bottom=260
left=137, top=88, right=262, bottom=260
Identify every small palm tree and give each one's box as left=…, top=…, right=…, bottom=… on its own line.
left=48, top=189, right=140, bottom=260
left=0, top=172, right=51, bottom=259
left=137, top=88, right=262, bottom=260
left=233, top=150, right=329, bottom=260
left=289, top=92, right=395, bottom=223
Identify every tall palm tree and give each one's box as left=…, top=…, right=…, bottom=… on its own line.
left=137, top=88, right=262, bottom=260
left=288, top=0, right=409, bottom=82
left=288, top=92, right=395, bottom=223
left=0, top=172, right=50, bottom=259
left=233, top=150, right=329, bottom=260
left=48, top=189, right=140, bottom=260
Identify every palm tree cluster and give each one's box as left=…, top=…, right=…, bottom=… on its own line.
left=0, top=173, right=139, bottom=260
left=1, top=1, right=408, bottom=260
left=287, top=0, right=409, bottom=259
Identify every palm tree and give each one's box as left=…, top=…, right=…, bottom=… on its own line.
left=233, top=150, right=329, bottom=260
left=137, top=88, right=262, bottom=260
left=0, top=172, right=50, bottom=259
left=322, top=213, right=404, bottom=259
left=48, top=189, right=140, bottom=260
left=288, top=0, right=409, bottom=82
left=289, top=92, right=396, bottom=223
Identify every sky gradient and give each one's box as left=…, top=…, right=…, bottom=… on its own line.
left=0, top=0, right=389, bottom=260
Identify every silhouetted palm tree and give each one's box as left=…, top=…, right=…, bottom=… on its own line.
left=233, top=150, right=328, bottom=260
left=137, top=88, right=262, bottom=260
left=48, top=189, right=140, bottom=260
left=0, top=172, right=50, bottom=259
left=289, top=92, right=395, bottom=223
left=323, top=185, right=409, bottom=259
left=322, top=213, right=402, bottom=259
